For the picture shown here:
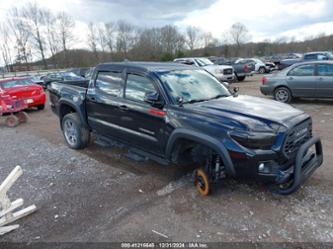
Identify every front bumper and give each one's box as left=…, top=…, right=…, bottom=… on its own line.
left=271, top=136, right=323, bottom=195
left=218, top=75, right=234, bottom=82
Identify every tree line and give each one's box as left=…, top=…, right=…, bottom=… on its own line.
left=0, top=2, right=332, bottom=71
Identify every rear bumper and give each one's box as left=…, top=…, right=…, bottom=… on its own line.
left=26, top=93, right=46, bottom=107
left=260, top=85, right=273, bottom=95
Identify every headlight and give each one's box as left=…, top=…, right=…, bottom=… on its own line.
left=230, top=131, right=276, bottom=150
left=215, top=69, right=221, bottom=74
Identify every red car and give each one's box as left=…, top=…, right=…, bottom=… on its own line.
left=0, top=77, right=46, bottom=110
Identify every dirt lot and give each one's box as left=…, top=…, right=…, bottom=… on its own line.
left=1, top=74, right=333, bottom=243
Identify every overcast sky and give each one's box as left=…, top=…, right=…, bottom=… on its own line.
left=0, top=0, right=333, bottom=47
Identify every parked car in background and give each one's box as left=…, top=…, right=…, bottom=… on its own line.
left=68, top=67, right=91, bottom=78
left=43, top=72, right=89, bottom=88
left=236, top=58, right=269, bottom=74
left=270, top=53, right=302, bottom=66
left=209, top=57, right=255, bottom=82
left=261, top=61, right=333, bottom=103
left=278, top=51, right=333, bottom=70
left=174, top=57, right=234, bottom=82
left=0, top=77, right=46, bottom=110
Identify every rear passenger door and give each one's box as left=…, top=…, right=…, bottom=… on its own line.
left=86, top=69, right=126, bottom=140
left=286, top=64, right=316, bottom=97
left=316, top=63, right=333, bottom=98
left=118, top=71, right=167, bottom=155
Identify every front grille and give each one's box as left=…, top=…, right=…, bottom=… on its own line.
left=283, top=119, right=312, bottom=159
left=223, top=69, right=233, bottom=75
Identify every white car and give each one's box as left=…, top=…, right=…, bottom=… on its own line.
left=174, top=57, right=234, bottom=82
left=236, top=58, right=268, bottom=74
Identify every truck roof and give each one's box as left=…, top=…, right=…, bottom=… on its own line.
left=96, top=61, right=195, bottom=72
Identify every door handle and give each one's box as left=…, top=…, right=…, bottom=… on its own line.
left=288, top=77, right=293, bottom=80
left=119, top=105, right=128, bottom=111
left=87, top=96, right=96, bottom=102
left=318, top=77, right=323, bottom=81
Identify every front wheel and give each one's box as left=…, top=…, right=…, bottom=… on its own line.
left=62, top=113, right=90, bottom=149
left=194, top=168, right=211, bottom=196
left=274, top=87, right=292, bottom=103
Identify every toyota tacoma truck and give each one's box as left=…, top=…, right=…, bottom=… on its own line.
left=48, top=62, right=323, bottom=196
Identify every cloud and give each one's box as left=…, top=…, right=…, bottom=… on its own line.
left=176, top=0, right=333, bottom=41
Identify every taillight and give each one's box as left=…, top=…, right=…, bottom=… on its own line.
left=243, top=64, right=249, bottom=72
left=262, top=76, right=268, bottom=85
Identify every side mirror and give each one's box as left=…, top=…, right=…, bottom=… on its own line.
left=144, top=91, right=163, bottom=108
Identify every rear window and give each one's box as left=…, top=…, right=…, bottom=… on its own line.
left=318, top=64, right=333, bottom=77
left=0, top=79, right=32, bottom=89
left=95, top=71, right=123, bottom=96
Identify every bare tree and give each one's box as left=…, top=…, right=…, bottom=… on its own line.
left=116, top=20, right=136, bottom=57
left=186, top=26, right=201, bottom=50
left=88, top=22, right=98, bottom=59
left=0, top=23, right=13, bottom=72
left=96, top=24, right=108, bottom=52
left=104, top=22, right=115, bottom=52
left=229, top=22, right=250, bottom=54
left=57, top=12, right=75, bottom=66
left=44, top=10, right=61, bottom=67
left=8, top=7, right=31, bottom=65
left=23, top=2, right=48, bottom=69
left=160, top=25, right=185, bottom=55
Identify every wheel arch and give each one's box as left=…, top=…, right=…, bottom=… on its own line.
left=166, top=128, right=236, bottom=176
left=58, top=99, right=88, bottom=129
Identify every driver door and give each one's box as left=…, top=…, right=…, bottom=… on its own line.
left=117, top=71, right=168, bottom=156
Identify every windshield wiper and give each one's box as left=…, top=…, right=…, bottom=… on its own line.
left=209, top=94, right=230, bottom=100
left=183, top=98, right=209, bottom=104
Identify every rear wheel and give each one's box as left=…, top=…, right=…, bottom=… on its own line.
left=62, top=113, right=90, bottom=149
left=5, top=115, right=19, bottom=127
left=274, top=87, right=292, bottom=103
left=16, top=112, right=29, bottom=123
left=237, top=76, right=246, bottom=82
left=194, top=168, right=210, bottom=196
left=259, top=67, right=266, bottom=74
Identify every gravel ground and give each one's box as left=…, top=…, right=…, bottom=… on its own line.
left=0, top=75, right=332, bottom=243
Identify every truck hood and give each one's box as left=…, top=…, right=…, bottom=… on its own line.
left=202, top=64, right=233, bottom=71
left=187, top=95, right=304, bottom=126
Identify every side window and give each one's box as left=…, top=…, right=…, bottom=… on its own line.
left=318, top=64, right=333, bottom=77
left=304, top=54, right=317, bottom=60
left=125, top=74, right=156, bottom=102
left=288, top=65, right=314, bottom=76
left=95, top=71, right=123, bottom=96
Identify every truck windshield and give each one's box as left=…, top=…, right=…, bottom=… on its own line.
left=195, top=58, right=214, bottom=67
left=157, top=69, right=231, bottom=104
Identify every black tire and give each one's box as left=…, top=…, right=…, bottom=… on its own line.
left=62, top=113, right=90, bottom=149
left=259, top=67, right=266, bottom=74
left=37, top=104, right=45, bottom=110
left=274, top=87, right=292, bottom=103
left=237, top=76, right=246, bottom=82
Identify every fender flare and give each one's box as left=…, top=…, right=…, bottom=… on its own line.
left=166, top=128, right=236, bottom=176
left=58, top=99, right=89, bottom=129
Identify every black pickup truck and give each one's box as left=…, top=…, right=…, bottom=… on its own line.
left=48, top=62, right=323, bottom=195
